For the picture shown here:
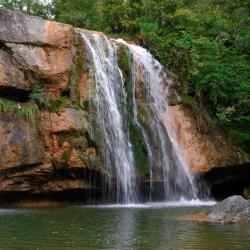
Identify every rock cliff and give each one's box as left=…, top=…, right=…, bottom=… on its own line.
left=0, top=9, right=249, bottom=205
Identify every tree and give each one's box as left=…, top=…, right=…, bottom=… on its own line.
left=0, top=0, right=52, bottom=19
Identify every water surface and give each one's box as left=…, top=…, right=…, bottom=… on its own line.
left=0, top=204, right=249, bottom=250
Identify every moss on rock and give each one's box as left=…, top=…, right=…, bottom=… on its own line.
left=118, top=45, right=150, bottom=176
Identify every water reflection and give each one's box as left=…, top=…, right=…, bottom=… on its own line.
left=115, top=209, right=137, bottom=249
left=0, top=206, right=249, bottom=250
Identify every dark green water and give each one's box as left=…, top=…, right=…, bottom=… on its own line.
left=0, top=204, right=249, bottom=250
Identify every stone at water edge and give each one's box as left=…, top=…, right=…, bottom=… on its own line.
left=201, top=196, right=250, bottom=223
left=182, top=195, right=250, bottom=223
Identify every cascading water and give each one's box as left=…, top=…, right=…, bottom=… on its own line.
left=117, top=40, right=198, bottom=200
left=81, top=33, right=138, bottom=204
left=80, top=31, right=201, bottom=203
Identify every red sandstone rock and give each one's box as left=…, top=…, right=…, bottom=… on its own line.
left=169, top=105, right=249, bottom=173
left=0, top=115, right=45, bottom=171
left=0, top=49, right=30, bottom=91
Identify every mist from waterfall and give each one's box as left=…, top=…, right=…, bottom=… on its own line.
left=80, top=31, right=202, bottom=203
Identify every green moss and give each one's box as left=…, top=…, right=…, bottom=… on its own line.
left=58, top=136, right=66, bottom=148
left=82, top=99, right=90, bottom=111
left=118, top=45, right=132, bottom=107
left=129, top=122, right=150, bottom=175
left=137, top=102, right=152, bottom=123
left=69, top=42, right=89, bottom=105
left=62, top=148, right=73, bottom=162
left=49, top=97, right=67, bottom=112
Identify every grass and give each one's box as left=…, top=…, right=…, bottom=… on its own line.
left=0, top=98, right=38, bottom=122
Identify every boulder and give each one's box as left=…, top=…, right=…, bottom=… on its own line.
left=0, top=49, right=30, bottom=91
left=5, top=43, right=73, bottom=91
left=203, top=196, right=250, bottom=223
left=0, top=8, right=74, bottom=47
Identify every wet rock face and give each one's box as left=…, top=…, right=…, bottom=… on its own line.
left=204, top=196, right=250, bottom=223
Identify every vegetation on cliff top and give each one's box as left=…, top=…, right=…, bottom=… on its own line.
left=0, top=0, right=249, bottom=152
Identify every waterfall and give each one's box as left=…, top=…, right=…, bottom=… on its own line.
left=81, top=33, right=138, bottom=203
left=117, top=40, right=198, bottom=200
left=80, top=31, right=199, bottom=203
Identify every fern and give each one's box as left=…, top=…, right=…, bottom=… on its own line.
left=29, top=83, right=50, bottom=109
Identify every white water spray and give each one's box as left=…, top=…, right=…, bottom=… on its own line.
left=81, top=33, right=138, bottom=203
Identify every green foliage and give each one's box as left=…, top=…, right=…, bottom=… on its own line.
left=0, top=81, right=66, bottom=121
left=29, top=83, right=66, bottom=112
left=29, top=83, right=50, bottom=110
left=0, top=0, right=52, bottom=19
left=181, top=95, right=216, bottom=133
left=62, top=148, right=73, bottom=162
left=51, top=0, right=101, bottom=29
left=0, top=98, right=15, bottom=114
left=16, top=103, right=38, bottom=121
left=49, top=97, right=67, bottom=112
left=0, top=98, right=38, bottom=121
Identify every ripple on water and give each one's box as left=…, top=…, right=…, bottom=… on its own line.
left=0, top=205, right=249, bottom=250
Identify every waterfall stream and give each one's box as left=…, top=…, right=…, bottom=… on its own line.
left=119, top=40, right=198, bottom=201
left=80, top=32, right=200, bottom=203
left=81, top=33, right=138, bottom=203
